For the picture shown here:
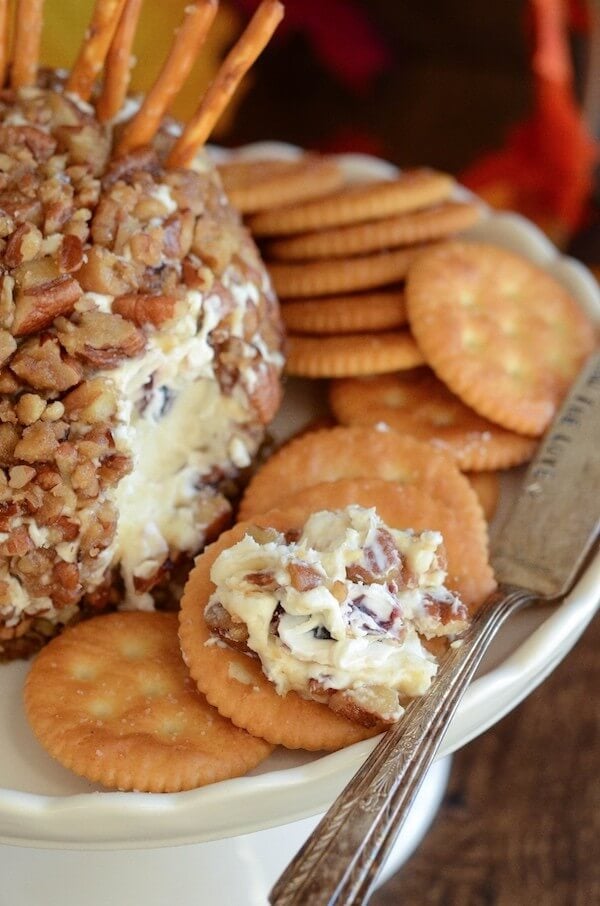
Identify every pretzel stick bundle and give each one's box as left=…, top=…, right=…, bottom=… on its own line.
left=167, top=0, right=284, bottom=169
left=116, top=0, right=218, bottom=154
left=96, top=0, right=143, bottom=122
left=11, top=0, right=45, bottom=88
left=66, top=0, right=128, bottom=101
left=0, top=0, right=9, bottom=87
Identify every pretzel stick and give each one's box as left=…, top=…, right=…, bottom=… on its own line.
left=167, top=0, right=284, bottom=169
left=66, top=0, right=128, bottom=101
left=0, top=0, right=9, bottom=88
left=115, top=0, right=218, bottom=156
left=11, top=0, right=45, bottom=88
left=96, top=0, right=143, bottom=122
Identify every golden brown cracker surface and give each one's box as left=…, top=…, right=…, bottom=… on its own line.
left=24, top=612, right=273, bottom=792
left=249, top=169, right=455, bottom=236
left=406, top=242, right=596, bottom=436
left=218, top=156, right=344, bottom=213
left=281, top=290, right=407, bottom=335
left=269, top=245, right=430, bottom=298
left=286, top=331, right=424, bottom=377
left=328, top=371, right=537, bottom=470
left=268, top=201, right=481, bottom=260
left=239, top=425, right=483, bottom=524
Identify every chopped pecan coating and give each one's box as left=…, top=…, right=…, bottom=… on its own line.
left=62, top=379, right=117, bottom=423
left=204, top=600, right=250, bottom=651
left=56, top=311, right=146, bottom=366
left=3, top=223, right=43, bottom=267
left=0, top=424, right=19, bottom=465
left=112, top=293, right=176, bottom=327
left=14, top=423, right=59, bottom=463
left=16, top=394, right=47, bottom=425
left=77, top=246, right=138, bottom=295
left=10, top=336, right=83, bottom=391
left=0, top=330, right=16, bottom=366
left=8, top=465, right=36, bottom=489
left=12, top=275, right=82, bottom=336
left=57, top=234, right=84, bottom=273
left=249, top=362, right=284, bottom=425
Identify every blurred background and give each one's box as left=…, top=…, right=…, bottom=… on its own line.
left=41, top=0, right=599, bottom=255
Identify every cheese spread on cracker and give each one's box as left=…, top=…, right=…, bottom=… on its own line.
left=205, top=505, right=468, bottom=723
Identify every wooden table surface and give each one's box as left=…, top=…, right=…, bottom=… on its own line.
left=373, top=613, right=600, bottom=906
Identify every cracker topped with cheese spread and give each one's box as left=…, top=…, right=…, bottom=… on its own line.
left=204, top=505, right=468, bottom=725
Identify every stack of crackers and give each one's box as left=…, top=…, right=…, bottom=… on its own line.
left=222, top=153, right=596, bottom=521
left=218, top=156, right=482, bottom=377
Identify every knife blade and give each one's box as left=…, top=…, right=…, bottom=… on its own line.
left=492, top=350, right=600, bottom=597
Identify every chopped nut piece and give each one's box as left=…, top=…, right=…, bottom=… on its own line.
left=204, top=600, right=250, bottom=651
left=288, top=561, right=322, bottom=591
left=249, top=363, right=283, bottom=425
left=57, top=234, right=84, bottom=273
left=63, top=378, right=117, bottom=422
left=331, top=580, right=347, bottom=603
left=10, top=336, right=83, bottom=391
left=55, top=124, right=110, bottom=176
left=112, top=293, right=176, bottom=328
left=56, top=311, right=146, bottom=366
left=14, top=423, right=59, bottom=463
left=129, top=231, right=163, bottom=267
left=16, top=393, right=47, bottom=425
left=3, top=223, right=43, bottom=267
left=245, top=571, right=278, bottom=589
left=245, top=525, right=280, bottom=545
left=0, top=276, right=15, bottom=329
left=163, top=211, right=194, bottom=259
left=0, top=369, right=21, bottom=393
left=41, top=401, right=65, bottom=422
left=102, top=147, right=160, bottom=188
left=71, top=460, right=100, bottom=498
left=0, top=423, right=19, bottom=465
left=8, top=465, right=36, bottom=489
left=0, top=525, right=33, bottom=557
left=0, top=330, right=16, bottom=366
left=0, top=213, right=15, bottom=238
left=78, top=246, right=138, bottom=295
left=12, top=275, right=82, bottom=336
left=12, top=256, right=60, bottom=290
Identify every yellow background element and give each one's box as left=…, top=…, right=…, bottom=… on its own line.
left=37, top=0, right=244, bottom=134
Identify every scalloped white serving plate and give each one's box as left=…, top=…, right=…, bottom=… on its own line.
left=0, top=145, right=599, bottom=854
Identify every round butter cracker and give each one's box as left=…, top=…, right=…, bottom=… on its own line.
left=329, top=370, right=536, bottom=470
left=218, top=156, right=344, bottom=214
left=269, top=245, right=429, bottom=298
left=268, top=202, right=481, bottom=260
left=286, top=331, right=424, bottom=377
left=406, top=242, right=596, bottom=436
left=239, top=425, right=483, bottom=524
left=249, top=169, right=455, bottom=236
left=24, top=612, right=273, bottom=792
left=281, top=290, right=407, bottom=335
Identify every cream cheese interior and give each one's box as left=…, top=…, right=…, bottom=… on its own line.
left=97, top=278, right=263, bottom=608
left=208, top=506, right=469, bottom=719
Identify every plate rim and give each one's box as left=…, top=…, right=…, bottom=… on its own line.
left=1, top=144, right=599, bottom=848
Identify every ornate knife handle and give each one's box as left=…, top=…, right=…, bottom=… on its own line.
left=270, top=584, right=534, bottom=906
